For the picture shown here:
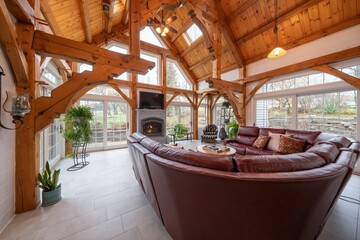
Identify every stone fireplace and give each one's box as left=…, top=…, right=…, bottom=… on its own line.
left=137, top=109, right=166, bottom=143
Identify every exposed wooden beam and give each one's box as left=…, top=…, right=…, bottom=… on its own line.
left=32, top=30, right=154, bottom=74
left=197, top=92, right=207, bottom=108
left=167, top=86, right=194, bottom=95
left=312, top=65, right=360, bottom=90
left=0, top=0, right=29, bottom=87
left=35, top=65, right=126, bottom=133
left=180, top=37, right=204, bottom=57
left=104, top=0, right=116, bottom=34
left=161, top=34, right=198, bottom=84
left=197, top=64, right=238, bottom=82
left=244, top=46, right=360, bottom=83
left=122, top=0, right=129, bottom=25
left=5, top=0, right=34, bottom=24
left=245, top=78, right=272, bottom=105
left=171, top=18, right=192, bottom=42
left=165, top=92, right=179, bottom=108
left=40, top=0, right=63, bottom=36
left=236, top=0, right=322, bottom=44
left=182, top=92, right=196, bottom=109
left=77, top=0, right=92, bottom=43
left=189, top=47, right=231, bottom=71
left=213, top=1, right=245, bottom=68
left=109, top=83, right=135, bottom=108
left=206, top=78, right=244, bottom=92
left=196, top=88, right=219, bottom=95
left=226, top=0, right=257, bottom=22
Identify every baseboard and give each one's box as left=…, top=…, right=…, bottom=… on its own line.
left=0, top=214, right=16, bottom=235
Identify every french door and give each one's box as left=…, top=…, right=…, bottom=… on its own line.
left=80, top=100, right=129, bottom=151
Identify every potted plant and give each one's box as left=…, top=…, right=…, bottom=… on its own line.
left=226, top=120, right=239, bottom=139
left=63, top=106, right=94, bottom=146
left=172, top=123, right=188, bottom=139
left=37, top=161, right=61, bottom=206
left=222, top=101, right=231, bottom=108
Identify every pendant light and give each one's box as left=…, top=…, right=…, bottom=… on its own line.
left=267, top=0, right=287, bottom=58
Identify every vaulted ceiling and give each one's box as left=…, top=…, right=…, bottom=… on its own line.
left=38, top=0, right=360, bottom=81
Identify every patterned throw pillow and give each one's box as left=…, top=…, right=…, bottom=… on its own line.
left=252, top=135, right=270, bottom=149
left=277, top=135, right=306, bottom=154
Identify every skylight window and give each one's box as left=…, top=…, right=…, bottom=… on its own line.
left=185, top=24, right=202, bottom=44
left=140, top=26, right=166, bottom=48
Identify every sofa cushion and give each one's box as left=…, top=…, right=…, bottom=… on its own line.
left=252, top=135, right=270, bottom=149
left=226, top=142, right=246, bottom=155
left=236, top=126, right=259, bottom=145
left=245, top=146, right=276, bottom=155
left=139, top=137, right=162, bottom=153
left=234, top=152, right=327, bottom=173
left=132, top=132, right=147, bottom=141
left=259, top=128, right=286, bottom=136
left=285, top=129, right=321, bottom=145
left=306, top=142, right=340, bottom=164
left=277, top=135, right=306, bottom=154
left=155, top=146, right=235, bottom=172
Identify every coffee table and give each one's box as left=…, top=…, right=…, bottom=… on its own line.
left=197, top=144, right=236, bottom=156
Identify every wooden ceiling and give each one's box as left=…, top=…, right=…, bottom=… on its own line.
left=40, top=0, right=360, bottom=81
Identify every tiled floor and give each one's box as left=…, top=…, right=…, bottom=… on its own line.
left=0, top=140, right=360, bottom=240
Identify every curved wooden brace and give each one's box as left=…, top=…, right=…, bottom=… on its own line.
left=245, top=77, right=272, bottom=105
left=211, top=94, right=223, bottom=110
left=34, top=65, right=126, bottom=133
left=165, top=92, right=179, bottom=109
left=197, top=93, right=207, bottom=108
left=109, top=83, right=136, bottom=109
left=182, top=92, right=196, bottom=109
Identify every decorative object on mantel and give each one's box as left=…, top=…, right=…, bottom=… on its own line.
left=0, top=66, right=31, bottom=130
left=37, top=161, right=61, bottom=207
left=63, top=106, right=94, bottom=171
left=267, top=0, right=287, bottom=58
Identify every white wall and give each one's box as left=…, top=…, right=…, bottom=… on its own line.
left=0, top=45, right=16, bottom=233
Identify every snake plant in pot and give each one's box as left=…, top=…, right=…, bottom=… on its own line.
left=37, top=161, right=61, bottom=206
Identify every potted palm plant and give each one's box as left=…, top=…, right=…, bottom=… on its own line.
left=37, top=161, right=61, bottom=206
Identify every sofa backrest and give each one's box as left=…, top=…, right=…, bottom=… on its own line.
left=236, top=126, right=259, bottom=145
left=155, top=145, right=235, bottom=172
left=259, top=127, right=286, bottom=136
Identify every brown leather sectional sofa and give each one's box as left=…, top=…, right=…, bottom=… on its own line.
left=127, top=127, right=360, bottom=240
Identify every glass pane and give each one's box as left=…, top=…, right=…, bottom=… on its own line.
left=88, top=86, right=120, bottom=96
left=166, top=61, right=192, bottom=90
left=80, top=100, right=104, bottom=148
left=108, top=46, right=129, bottom=80
left=256, top=97, right=292, bottom=128
left=186, top=24, right=202, bottom=42
left=298, top=95, right=324, bottom=131
left=198, top=106, right=207, bottom=128
left=166, top=105, right=192, bottom=133
left=107, top=102, right=128, bottom=146
left=138, top=53, right=159, bottom=85
left=140, top=26, right=165, bottom=48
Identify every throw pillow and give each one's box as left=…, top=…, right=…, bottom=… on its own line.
left=267, top=132, right=284, bottom=151
left=252, top=135, right=270, bottom=149
left=277, top=135, right=306, bottom=154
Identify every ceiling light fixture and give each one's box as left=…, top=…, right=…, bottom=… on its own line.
left=268, top=0, right=287, bottom=59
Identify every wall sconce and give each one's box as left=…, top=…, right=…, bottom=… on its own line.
left=0, top=66, right=31, bottom=130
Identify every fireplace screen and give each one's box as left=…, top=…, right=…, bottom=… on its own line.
left=142, top=118, right=164, bottom=136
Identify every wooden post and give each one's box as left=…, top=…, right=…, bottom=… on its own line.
left=129, top=0, right=140, bottom=134
left=207, top=96, right=213, bottom=124
left=15, top=23, right=39, bottom=212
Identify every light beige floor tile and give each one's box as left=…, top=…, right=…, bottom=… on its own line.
left=121, top=205, right=159, bottom=231
left=110, top=227, right=142, bottom=240
left=107, top=195, right=149, bottom=220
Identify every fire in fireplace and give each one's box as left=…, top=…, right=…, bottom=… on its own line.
left=141, top=117, right=164, bottom=137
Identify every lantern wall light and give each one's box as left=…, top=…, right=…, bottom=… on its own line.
left=0, top=66, right=31, bottom=130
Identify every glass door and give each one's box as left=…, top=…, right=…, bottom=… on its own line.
left=80, top=100, right=129, bottom=151
left=106, top=101, right=128, bottom=149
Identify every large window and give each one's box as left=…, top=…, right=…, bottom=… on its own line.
left=166, top=105, right=192, bottom=133
left=166, top=59, right=192, bottom=90
left=298, top=91, right=357, bottom=139
left=108, top=45, right=129, bottom=80
left=254, top=63, right=360, bottom=140
left=138, top=52, right=159, bottom=85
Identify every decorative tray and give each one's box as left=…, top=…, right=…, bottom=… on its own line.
left=203, top=145, right=230, bottom=153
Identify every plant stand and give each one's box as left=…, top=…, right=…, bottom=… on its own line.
left=67, top=142, right=90, bottom=171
